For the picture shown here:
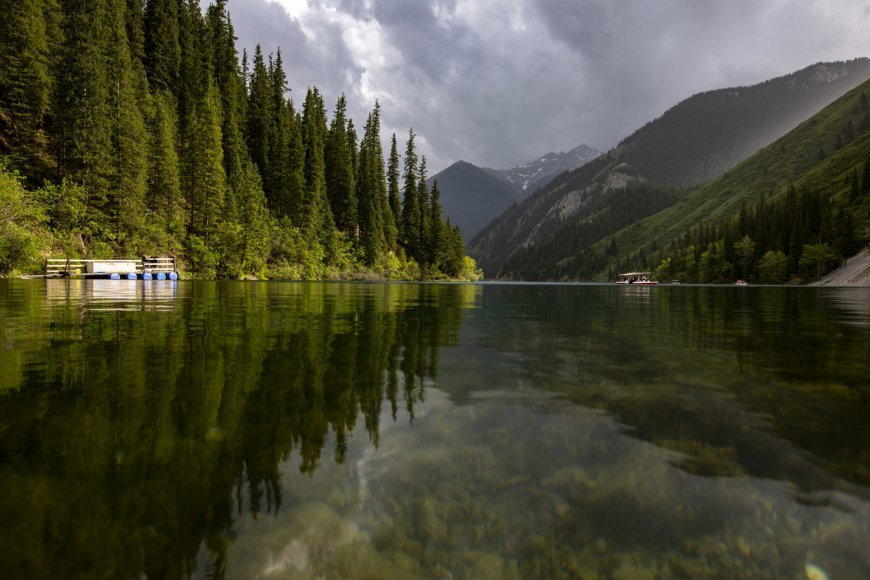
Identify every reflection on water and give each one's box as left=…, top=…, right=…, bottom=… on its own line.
left=0, top=281, right=868, bottom=578
left=45, top=278, right=179, bottom=310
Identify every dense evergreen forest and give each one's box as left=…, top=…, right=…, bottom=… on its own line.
left=636, top=159, right=870, bottom=284
left=0, top=0, right=478, bottom=280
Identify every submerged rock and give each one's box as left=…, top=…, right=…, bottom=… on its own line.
left=805, top=563, right=828, bottom=580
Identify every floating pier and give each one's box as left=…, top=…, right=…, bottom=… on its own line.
left=44, top=256, right=179, bottom=280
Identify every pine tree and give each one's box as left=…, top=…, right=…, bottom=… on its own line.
left=443, top=222, right=465, bottom=277
left=0, top=0, right=54, bottom=181
left=107, top=0, right=149, bottom=248
left=325, top=94, right=356, bottom=234
left=143, top=0, right=180, bottom=92
left=177, top=0, right=207, bottom=126
left=356, top=106, right=386, bottom=265
left=246, top=45, right=271, bottom=181
left=286, top=105, right=306, bottom=224
left=429, top=180, right=445, bottom=268
left=265, top=50, right=293, bottom=218
left=368, top=102, right=394, bottom=252
left=147, top=90, right=184, bottom=246
left=301, top=87, right=333, bottom=247
left=347, top=118, right=359, bottom=182
left=124, top=0, right=145, bottom=63
left=346, top=117, right=359, bottom=237
left=387, top=133, right=402, bottom=249
left=183, top=80, right=226, bottom=248
left=206, top=0, right=246, bottom=185
left=417, top=156, right=430, bottom=265
left=401, top=128, right=420, bottom=259
left=227, top=158, right=271, bottom=276
left=55, top=0, right=115, bottom=221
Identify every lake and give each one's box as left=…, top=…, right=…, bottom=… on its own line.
left=0, top=280, right=868, bottom=579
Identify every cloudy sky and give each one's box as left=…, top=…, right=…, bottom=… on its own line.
left=221, top=0, right=870, bottom=173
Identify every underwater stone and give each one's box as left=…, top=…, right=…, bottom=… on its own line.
left=805, top=563, right=828, bottom=580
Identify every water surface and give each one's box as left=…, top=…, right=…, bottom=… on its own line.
left=0, top=280, right=868, bottom=578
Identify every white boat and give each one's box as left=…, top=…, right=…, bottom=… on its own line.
left=616, top=272, right=658, bottom=285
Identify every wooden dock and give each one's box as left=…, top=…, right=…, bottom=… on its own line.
left=43, top=256, right=179, bottom=280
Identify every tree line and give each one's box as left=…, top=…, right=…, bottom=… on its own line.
left=0, top=0, right=477, bottom=279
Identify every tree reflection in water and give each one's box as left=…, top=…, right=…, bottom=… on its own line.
left=0, top=281, right=476, bottom=579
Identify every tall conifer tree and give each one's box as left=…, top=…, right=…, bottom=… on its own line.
left=266, top=50, right=293, bottom=218
left=56, top=0, right=115, bottom=221
left=183, top=80, right=226, bottom=247
left=356, top=104, right=390, bottom=264
left=246, top=45, right=271, bottom=182
left=143, top=0, right=180, bottom=92
left=387, top=133, right=402, bottom=248
left=124, top=0, right=146, bottom=64
left=177, top=0, right=207, bottom=128
left=207, top=0, right=246, bottom=185
left=147, top=90, right=184, bottom=246
left=325, top=94, right=356, bottom=234
left=301, top=87, right=333, bottom=248
left=107, top=0, right=149, bottom=247
left=0, top=0, right=54, bottom=181
left=417, top=156, right=430, bottom=264
left=286, top=105, right=306, bottom=225
left=401, top=128, right=420, bottom=259
left=370, top=103, right=395, bottom=251
left=429, top=180, right=445, bottom=268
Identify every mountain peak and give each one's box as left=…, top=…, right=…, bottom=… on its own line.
left=492, top=145, right=601, bottom=193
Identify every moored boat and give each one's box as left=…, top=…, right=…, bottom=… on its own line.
left=616, top=272, right=658, bottom=285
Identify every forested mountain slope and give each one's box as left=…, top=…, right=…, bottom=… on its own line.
left=469, top=59, right=870, bottom=277
left=426, top=160, right=523, bottom=240
left=584, top=80, right=870, bottom=284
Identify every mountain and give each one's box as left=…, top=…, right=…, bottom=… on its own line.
left=486, top=145, right=601, bottom=193
left=468, top=59, right=870, bottom=278
left=428, top=160, right=523, bottom=240
left=585, top=79, right=870, bottom=283
left=429, top=145, right=600, bottom=241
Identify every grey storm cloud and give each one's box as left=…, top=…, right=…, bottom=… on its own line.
left=220, top=0, right=870, bottom=173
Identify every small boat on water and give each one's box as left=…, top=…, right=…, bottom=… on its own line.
left=616, top=272, right=658, bottom=285
left=735, top=279, right=748, bottom=286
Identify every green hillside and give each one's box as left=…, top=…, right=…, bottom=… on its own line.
left=583, top=81, right=870, bottom=283
left=469, top=59, right=870, bottom=278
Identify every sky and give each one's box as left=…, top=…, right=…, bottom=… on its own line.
left=221, top=0, right=870, bottom=174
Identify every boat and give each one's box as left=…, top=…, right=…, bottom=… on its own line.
left=616, top=272, right=658, bottom=285
left=735, top=279, right=748, bottom=286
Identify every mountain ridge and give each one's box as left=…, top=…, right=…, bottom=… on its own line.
left=483, top=144, right=601, bottom=193
left=429, top=144, right=600, bottom=240
left=468, top=58, right=870, bottom=278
